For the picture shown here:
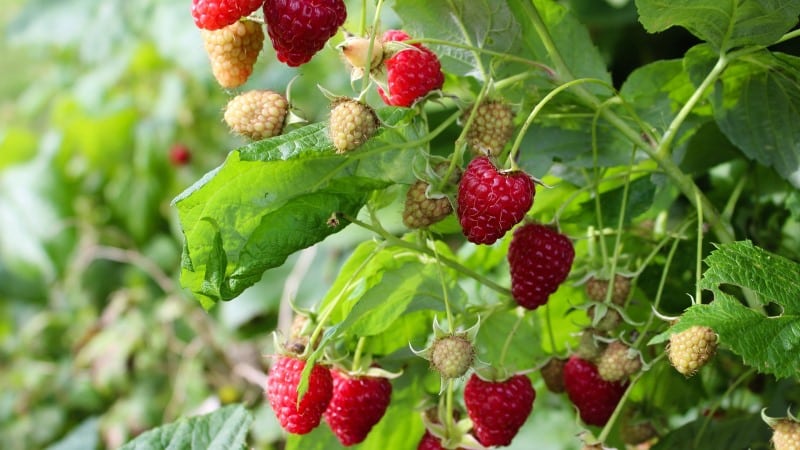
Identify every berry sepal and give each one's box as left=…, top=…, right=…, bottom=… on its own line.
left=411, top=317, right=480, bottom=384
left=421, top=409, right=487, bottom=450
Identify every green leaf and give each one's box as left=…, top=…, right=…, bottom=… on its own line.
left=635, top=0, right=800, bottom=52
left=174, top=110, right=422, bottom=306
left=119, top=404, right=253, bottom=450
left=653, top=241, right=800, bottom=378
left=477, top=308, right=543, bottom=371
left=392, top=0, right=522, bottom=77
left=508, top=0, right=612, bottom=88
left=652, top=412, right=770, bottom=450
left=708, top=51, right=800, bottom=188
left=700, top=241, right=800, bottom=312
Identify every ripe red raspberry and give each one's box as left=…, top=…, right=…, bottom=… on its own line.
left=456, top=156, right=535, bottom=245
left=201, top=19, right=264, bottom=88
left=563, top=356, right=628, bottom=427
left=169, top=144, right=191, bottom=166
left=464, top=373, right=535, bottom=447
left=266, top=356, right=332, bottom=434
left=324, top=369, right=392, bottom=446
left=417, top=430, right=465, bottom=450
left=507, top=223, right=574, bottom=309
left=263, top=0, right=347, bottom=67
left=377, top=30, right=444, bottom=107
left=192, top=0, right=265, bottom=30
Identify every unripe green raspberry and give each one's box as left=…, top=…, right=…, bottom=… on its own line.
left=463, top=100, right=514, bottom=156
left=667, top=325, right=718, bottom=377
left=772, top=419, right=800, bottom=450
left=329, top=98, right=379, bottom=153
left=597, top=341, right=642, bottom=382
left=201, top=19, right=264, bottom=88
left=224, top=90, right=288, bottom=140
left=586, top=274, right=631, bottom=305
left=430, top=335, right=474, bottom=379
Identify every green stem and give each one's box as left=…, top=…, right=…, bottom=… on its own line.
left=498, top=311, right=525, bottom=368
left=352, top=336, right=367, bottom=371
left=416, top=38, right=556, bottom=76
left=345, top=215, right=512, bottom=297
left=694, top=368, right=755, bottom=448
left=307, top=243, right=385, bottom=353
left=506, top=77, right=613, bottom=169
left=545, top=303, right=557, bottom=353
left=359, top=0, right=385, bottom=95
left=694, top=188, right=704, bottom=304
left=604, top=147, right=636, bottom=303
left=633, top=220, right=692, bottom=350
left=657, top=54, right=728, bottom=159
left=597, top=362, right=654, bottom=442
left=429, top=233, right=456, bottom=333
left=445, top=379, right=455, bottom=435
left=522, top=1, right=736, bottom=245
left=445, top=0, right=487, bottom=79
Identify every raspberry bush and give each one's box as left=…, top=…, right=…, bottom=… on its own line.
left=3, top=0, right=800, bottom=449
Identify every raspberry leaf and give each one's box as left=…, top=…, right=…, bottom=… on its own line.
left=175, top=110, right=420, bottom=307
left=119, top=404, right=252, bottom=450
left=635, top=0, right=800, bottom=53
left=649, top=241, right=800, bottom=378
left=684, top=45, right=800, bottom=189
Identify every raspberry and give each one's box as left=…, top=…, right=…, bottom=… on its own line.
left=169, top=144, right=191, bottom=166
left=575, top=329, right=604, bottom=362
left=328, top=98, right=379, bottom=153
left=464, top=373, right=535, bottom=447
left=201, top=19, right=264, bottom=88
left=596, top=341, right=642, bottom=382
left=540, top=357, right=567, bottom=394
left=402, top=163, right=459, bottom=229
left=377, top=30, right=444, bottom=107
left=263, top=0, right=347, bottom=67
left=620, top=417, right=658, bottom=445
left=463, top=100, right=515, bottom=156
left=586, top=274, right=631, bottom=304
left=429, top=335, right=474, bottom=379
left=563, top=356, right=628, bottom=427
left=223, top=90, right=288, bottom=140
left=324, top=369, right=392, bottom=446
left=667, top=325, right=718, bottom=377
left=192, top=0, right=265, bottom=30
left=417, top=430, right=465, bottom=450
left=456, top=156, right=535, bottom=245
left=266, top=356, right=333, bottom=434
left=507, top=223, right=574, bottom=309
left=772, top=419, right=800, bottom=450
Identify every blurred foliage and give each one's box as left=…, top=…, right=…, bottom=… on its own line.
left=1, top=0, right=799, bottom=449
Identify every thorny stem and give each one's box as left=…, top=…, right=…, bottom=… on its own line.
left=345, top=214, right=512, bottom=297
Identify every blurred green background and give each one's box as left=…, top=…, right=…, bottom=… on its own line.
left=2, top=0, right=797, bottom=449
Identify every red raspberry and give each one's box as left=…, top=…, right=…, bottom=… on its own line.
left=192, top=0, right=265, bottom=30
left=417, top=430, right=465, bottom=450
left=266, top=356, right=333, bottom=434
left=377, top=30, right=444, bottom=107
left=169, top=144, right=191, bottom=166
left=324, top=369, right=392, bottom=446
left=263, top=0, right=347, bottom=67
left=456, top=156, right=535, bottom=245
left=507, top=223, right=574, bottom=309
left=563, top=356, right=628, bottom=427
left=463, top=373, right=535, bottom=447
